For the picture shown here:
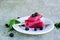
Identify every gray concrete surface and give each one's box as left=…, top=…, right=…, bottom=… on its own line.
left=0, top=0, right=60, bottom=40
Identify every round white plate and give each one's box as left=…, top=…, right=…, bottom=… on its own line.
left=13, top=16, right=54, bottom=35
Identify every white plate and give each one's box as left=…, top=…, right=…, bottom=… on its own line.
left=13, top=16, right=54, bottom=35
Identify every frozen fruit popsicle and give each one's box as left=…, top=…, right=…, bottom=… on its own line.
left=25, top=12, right=44, bottom=28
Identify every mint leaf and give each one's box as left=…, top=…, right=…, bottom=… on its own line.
left=54, top=22, right=60, bottom=29
left=9, top=19, right=20, bottom=31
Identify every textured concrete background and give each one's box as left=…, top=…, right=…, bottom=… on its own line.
left=0, top=0, right=60, bottom=40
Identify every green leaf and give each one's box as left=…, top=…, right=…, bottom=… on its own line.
left=9, top=19, right=20, bottom=31
left=54, top=22, right=60, bottom=29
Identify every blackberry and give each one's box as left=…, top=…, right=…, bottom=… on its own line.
left=17, top=17, right=20, bottom=19
left=21, top=24, right=25, bottom=26
left=25, top=27, right=29, bottom=31
left=32, top=12, right=38, bottom=17
left=34, top=28, right=37, bottom=31
left=5, top=24, right=9, bottom=27
left=9, top=33, right=14, bottom=37
left=40, top=27, right=43, bottom=30
left=34, top=12, right=38, bottom=16
left=32, top=14, right=36, bottom=17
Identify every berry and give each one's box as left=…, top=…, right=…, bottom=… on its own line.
left=19, top=24, right=25, bottom=27
left=34, top=12, right=38, bottom=16
left=9, top=33, right=14, bottom=37
left=32, top=12, right=38, bottom=17
left=17, top=17, right=20, bottom=19
left=21, top=24, right=25, bottom=26
left=32, top=14, right=36, bottom=17
left=25, top=27, right=29, bottom=31
left=34, top=28, right=37, bottom=31
left=39, top=27, right=43, bottom=30
left=5, top=24, right=9, bottom=27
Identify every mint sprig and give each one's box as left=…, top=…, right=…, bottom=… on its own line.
left=54, top=22, right=60, bottom=29
left=9, top=19, right=20, bottom=31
